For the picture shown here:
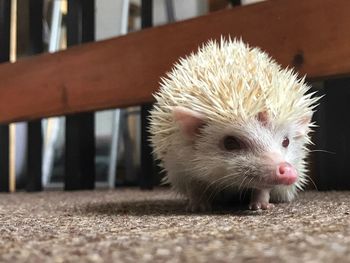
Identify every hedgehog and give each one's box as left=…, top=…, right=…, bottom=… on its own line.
left=149, top=38, right=319, bottom=211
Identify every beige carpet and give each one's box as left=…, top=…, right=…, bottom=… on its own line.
left=0, top=188, right=349, bottom=263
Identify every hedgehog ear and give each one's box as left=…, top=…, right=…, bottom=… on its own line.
left=172, top=106, right=206, bottom=140
left=295, top=115, right=312, bottom=138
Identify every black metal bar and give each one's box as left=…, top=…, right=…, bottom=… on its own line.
left=0, top=0, right=10, bottom=62
left=65, top=113, right=95, bottom=190
left=65, top=0, right=95, bottom=190
left=313, top=79, right=350, bottom=190
left=0, top=0, right=11, bottom=192
left=81, top=0, right=95, bottom=42
left=0, top=126, right=9, bottom=192
left=26, top=120, right=43, bottom=191
left=229, top=0, right=241, bottom=6
left=28, top=0, right=44, bottom=54
left=140, top=0, right=154, bottom=189
left=141, top=0, right=153, bottom=28
left=140, top=103, right=154, bottom=189
left=66, top=0, right=82, bottom=45
left=26, top=0, right=44, bottom=192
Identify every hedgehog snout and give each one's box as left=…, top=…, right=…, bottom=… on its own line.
left=262, top=152, right=298, bottom=186
left=275, top=162, right=298, bottom=185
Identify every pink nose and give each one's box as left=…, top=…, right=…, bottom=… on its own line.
left=275, top=162, right=297, bottom=185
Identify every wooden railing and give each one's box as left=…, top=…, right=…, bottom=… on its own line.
left=0, top=0, right=349, bottom=124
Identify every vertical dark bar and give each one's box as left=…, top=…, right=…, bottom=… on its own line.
left=65, top=0, right=95, bottom=190
left=26, top=0, right=44, bottom=192
left=140, top=104, right=154, bottom=189
left=28, top=0, right=43, bottom=53
left=65, top=114, right=95, bottom=190
left=229, top=0, right=241, bottom=6
left=311, top=84, right=326, bottom=189
left=141, top=0, right=153, bottom=28
left=140, top=0, right=154, bottom=189
left=81, top=0, right=94, bottom=42
left=26, top=121, right=43, bottom=191
left=0, top=0, right=11, bottom=192
left=314, top=79, right=350, bottom=190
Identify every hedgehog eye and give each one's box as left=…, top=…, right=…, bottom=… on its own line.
left=222, top=136, right=241, bottom=151
left=282, top=137, right=290, bottom=148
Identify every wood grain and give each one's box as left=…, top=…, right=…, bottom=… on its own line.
left=0, top=0, right=350, bottom=123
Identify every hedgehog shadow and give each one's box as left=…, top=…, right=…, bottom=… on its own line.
left=81, top=198, right=257, bottom=217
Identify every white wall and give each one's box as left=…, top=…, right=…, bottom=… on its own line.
left=95, top=0, right=124, bottom=41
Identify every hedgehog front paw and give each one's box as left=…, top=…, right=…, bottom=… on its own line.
left=249, top=188, right=273, bottom=210
left=186, top=200, right=212, bottom=213
left=249, top=201, right=274, bottom=210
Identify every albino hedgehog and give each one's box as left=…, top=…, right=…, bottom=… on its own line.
left=149, top=38, right=319, bottom=211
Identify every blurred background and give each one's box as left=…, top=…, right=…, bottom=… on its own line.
left=4, top=0, right=341, bottom=193
left=10, top=0, right=260, bottom=191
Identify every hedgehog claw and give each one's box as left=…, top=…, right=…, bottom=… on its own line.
left=249, top=202, right=274, bottom=210
left=249, top=188, right=272, bottom=210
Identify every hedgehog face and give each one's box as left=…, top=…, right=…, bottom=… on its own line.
left=173, top=106, right=310, bottom=191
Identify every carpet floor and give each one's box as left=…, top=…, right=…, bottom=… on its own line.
left=0, top=188, right=349, bottom=263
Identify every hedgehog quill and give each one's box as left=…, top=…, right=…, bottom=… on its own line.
left=149, top=38, right=320, bottom=211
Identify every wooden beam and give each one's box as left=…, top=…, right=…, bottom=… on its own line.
left=0, top=0, right=350, bottom=123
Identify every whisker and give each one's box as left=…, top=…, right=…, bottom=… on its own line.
left=309, top=149, right=336, bottom=155
left=242, top=177, right=255, bottom=201
left=202, top=174, right=239, bottom=203
left=207, top=174, right=245, bottom=203
left=304, top=175, right=318, bottom=191
left=238, top=175, right=247, bottom=192
left=208, top=175, right=242, bottom=202
left=239, top=170, right=252, bottom=201
left=202, top=174, right=233, bottom=194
